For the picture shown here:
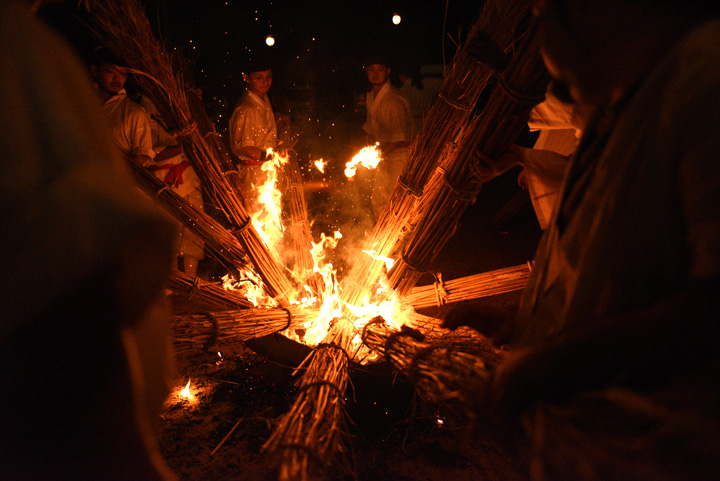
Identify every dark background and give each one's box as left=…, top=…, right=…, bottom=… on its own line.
left=38, top=1, right=483, bottom=153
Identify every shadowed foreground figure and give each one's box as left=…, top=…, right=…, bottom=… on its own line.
left=447, top=0, right=720, bottom=479
left=0, top=1, right=178, bottom=479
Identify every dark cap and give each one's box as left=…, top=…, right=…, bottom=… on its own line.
left=91, top=46, right=128, bottom=68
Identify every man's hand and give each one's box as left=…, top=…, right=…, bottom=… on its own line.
left=473, top=145, right=526, bottom=183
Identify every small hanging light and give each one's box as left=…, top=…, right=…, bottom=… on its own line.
left=392, top=13, right=401, bottom=25
left=266, top=35, right=275, bottom=46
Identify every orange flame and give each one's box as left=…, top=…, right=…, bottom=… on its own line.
left=362, top=249, right=395, bottom=271
left=345, top=143, right=381, bottom=178
left=251, top=149, right=288, bottom=257
left=216, top=145, right=417, bottom=362
left=314, top=159, right=326, bottom=173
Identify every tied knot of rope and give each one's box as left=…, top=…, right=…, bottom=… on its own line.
left=169, top=121, right=199, bottom=139
left=399, top=251, right=428, bottom=276
left=203, top=313, right=220, bottom=351
left=437, top=90, right=473, bottom=112
left=296, top=380, right=346, bottom=402
left=281, top=308, right=294, bottom=332
left=397, top=175, right=423, bottom=198
left=315, top=342, right=351, bottom=366
left=494, top=73, right=546, bottom=106
left=230, top=218, right=253, bottom=237
left=188, top=277, right=201, bottom=298
left=433, top=271, right=449, bottom=307
left=440, top=167, right=478, bottom=202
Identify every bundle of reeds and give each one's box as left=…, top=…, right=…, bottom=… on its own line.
left=166, top=270, right=252, bottom=312
left=407, top=312, right=505, bottom=365
left=406, top=263, right=531, bottom=310
left=283, top=153, right=321, bottom=297
left=362, top=319, right=498, bottom=421
left=389, top=24, right=550, bottom=295
left=87, top=0, right=293, bottom=305
left=126, top=159, right=250, bottom=273
left=263, top=319, right=354, bottom=481
left=184, top=82, right=250, bottom=211
left=170, top=305, right=319, bottom=354
left=340, top=0, right=533, bottom=308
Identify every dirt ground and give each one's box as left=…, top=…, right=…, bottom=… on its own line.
left=158, top=170, right=542, bottom=480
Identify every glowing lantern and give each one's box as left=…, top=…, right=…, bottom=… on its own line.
left=266, top=35, right=275, bottom=46
left=392, top=14, right=401, bottom=25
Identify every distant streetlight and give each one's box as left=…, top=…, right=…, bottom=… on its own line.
left=265, top=35, right=275, bottom=46
left=392, top=13, right=401, bottom=25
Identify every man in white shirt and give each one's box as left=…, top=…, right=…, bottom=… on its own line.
left=91, top=47, right=154, bottom=167
left=229, top=59, right=278, bottom=194
left=362, top=57, right=414, bottom=217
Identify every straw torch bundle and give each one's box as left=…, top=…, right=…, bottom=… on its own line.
left=263, top=319, right=354, bottom=481
left=170, top=306, right=319, bottom=354
left=362, top=319, right=499, bottom=422
left=283, top=154, right=322, bottom=297
left=184, top=83, right=250, bottom=211
left=389, top=24, right=550, bottom=295
left=126, top=160, right=251, bottom=273
left=341, top=0, right=533, bottom=308
left=166, top=270, right=252, bottom=312
left=86, top=0, right=293, bottom=305
left=406, top=263, right=532, bottom=310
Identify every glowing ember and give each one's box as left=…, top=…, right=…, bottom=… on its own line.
left=313, top=159, right=326, bottom=173
left=362, top=249, right=395, bottom=271
left=179, top=378, right=196, bottom=403
left=345, top=143, right=381, bottom=178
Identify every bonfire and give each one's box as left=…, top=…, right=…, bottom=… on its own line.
left=85, top=0, right=545, bottom=478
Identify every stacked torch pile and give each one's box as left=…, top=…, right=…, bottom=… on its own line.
left=86, top=0, right=545, bottom=479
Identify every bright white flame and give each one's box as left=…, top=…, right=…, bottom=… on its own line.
left=314, top=159, right=326, bottom=173
left=392, top=14, right=401, bottom=25
left=266, top=35, right=275, bottom=46
left=363, top=250, right=395, bottom=271
left=345, top=143, right=381, bottom=178
left=251, top=149, right=288, bottom=260
left=180, top=379, right=191, bottom=398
